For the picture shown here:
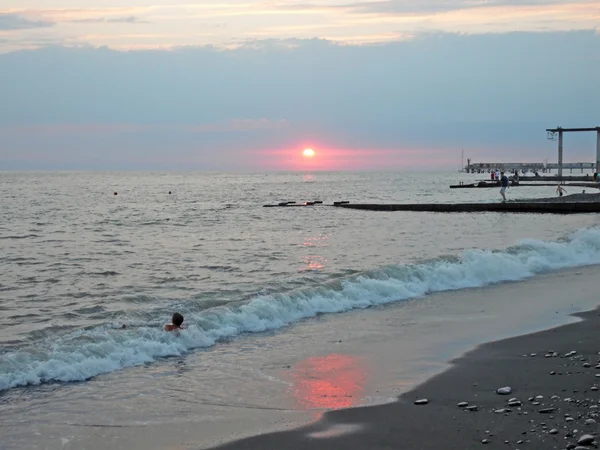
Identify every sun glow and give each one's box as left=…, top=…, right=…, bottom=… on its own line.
left=303, top=148, right=315, bottom=157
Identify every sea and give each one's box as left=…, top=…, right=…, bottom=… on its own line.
left=2, top=171, right=600, bottom=449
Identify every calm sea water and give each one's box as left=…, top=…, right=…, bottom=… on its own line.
left=2, top=171, right=600, bottom=448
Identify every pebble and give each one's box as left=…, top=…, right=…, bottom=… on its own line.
left=566, top=445, right=576, bottom=450
left=517, top=440, right=523, bottom=444
left=591, top=387, right=598, bottom=391
left=596, top=374, right=600, bottom=378
left=575, top=447, right=589, bottom=450
left=414, top=399, right=429, bottom=405
left=509, top=400, right=522, bottom=407
left=549, top=429, right=559, bottom=434
left=567, top=417, right=575, bottom=422
left=458, top=402, right=468, bottom=407
left=530, top=353, right=537, bottom=357
left=552, top=395, right=561, bottom=400
left=532, top=401, right=540, bottom=405
left=497, top=387, right=512, bottom=395
left=535, top=395, right=543, bottom=400
left=467, top=405, right=479, bottom=411
left=482, top=439, right=490, bottom=444
left=494, top=409, right=506, bottom=414
left=550, top=371, right=556, bottom=375
left=584, top=419, right=596, bottom=425
left=577, top=434, right=595, bottom=445
left=583, top=363, right=591, bottom=368
left=539, top=407, right=556, bottom=413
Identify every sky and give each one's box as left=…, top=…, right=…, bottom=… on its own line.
left=0, top=0, right=599, bottom=170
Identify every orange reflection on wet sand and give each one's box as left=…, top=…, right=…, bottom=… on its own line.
left=290, top=354, right=366, bottom=411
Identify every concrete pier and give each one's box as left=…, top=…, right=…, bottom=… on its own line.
left=333, top=202, right=600, bottom=214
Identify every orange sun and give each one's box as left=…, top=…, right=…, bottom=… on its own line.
left=303, top=148, right=315, bottom=157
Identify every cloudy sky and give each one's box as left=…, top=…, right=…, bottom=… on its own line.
left=1, top=0, right=599, bottom=170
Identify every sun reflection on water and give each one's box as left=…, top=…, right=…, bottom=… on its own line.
left=289, top=354, right=366, bottom=411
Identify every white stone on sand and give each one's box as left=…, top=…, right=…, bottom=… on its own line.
left=497, top=387, right=512, bottom=395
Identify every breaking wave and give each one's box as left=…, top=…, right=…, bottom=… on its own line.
left=2, top=226, right=600, bottom=391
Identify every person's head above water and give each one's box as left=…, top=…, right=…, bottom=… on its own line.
left=172, top=312, right=184, bottom=327
left=164, top=312, right=184, bottom=331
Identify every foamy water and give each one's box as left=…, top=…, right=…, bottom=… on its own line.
left=2, top=224, right=600, bottom=391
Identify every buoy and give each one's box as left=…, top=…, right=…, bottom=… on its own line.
left=114, top=192, right=118, bottom=196
left=169, top=191, right=172, bottom=194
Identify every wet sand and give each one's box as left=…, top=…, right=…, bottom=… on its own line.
left=210, top=309, right=600, bottom=450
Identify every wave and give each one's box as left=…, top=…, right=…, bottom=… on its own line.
left=2, top=226, right=600, bottom=391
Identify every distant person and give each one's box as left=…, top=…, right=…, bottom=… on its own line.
left=495, top=170, right=500, bottom=181
left=165, top=312, right=185, bottom=332
left=594, top=172, right=598, bottom=182
left=556, top=185, right=567, bottom=197
left=491, top=171, right=495, bottom=180
left=500, top=171, right=509, bottom=202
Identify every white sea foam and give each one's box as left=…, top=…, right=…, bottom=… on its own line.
left=2, top=226, right=600, bottom=391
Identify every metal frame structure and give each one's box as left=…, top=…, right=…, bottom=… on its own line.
left=546, top=126, right=600, bottom=177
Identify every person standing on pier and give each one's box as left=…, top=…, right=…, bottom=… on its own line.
left=500, top=172, right=509, bottom=202
left=556, top=185, right=567, bottom=197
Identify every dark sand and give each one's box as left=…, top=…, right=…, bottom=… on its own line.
left=209, top=308, right=600, bottom=450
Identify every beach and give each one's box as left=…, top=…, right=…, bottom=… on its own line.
left=211, top=306, right=600, bottom=450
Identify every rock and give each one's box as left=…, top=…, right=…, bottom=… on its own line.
left=552, top=395, right=561, bottom=400
left=566, top=351, right=577, bottom=357
left=566, top=444, right=576, bottom=450
left=584, top=419, right=596, bottom=425
left=528, top=396, right=535, bottom=401
left=509, top=397, right=518, bottom=402
left=596, top=374, right=600, bottom=378
left=532, top=401, right=540, bottom=405
left=591, top=387, right=598, bottom=391
left=583, top=363, right=591, bottom=368
left=517, top=440, right=524, bottom=444
left=595, top=365, right=600, bottom=369
left=550, top=371, right=556, bottom=375
left=414, top=399, right=429, bottom=405
left=549, top=429, right=559, bottom=434
left=497, top=387, right=512, bottom=395
left=458, top=402, right=468, bottom=407
left=539, top=408, right=556, bottom=413
left=567, top=417, right=575, bottom=422
left=482, top=439, right=490, bottom=444
left=577, top=434, right=595, bottom=445
left=467, top=405, right=479, bottom=411
left=494, top=409, right=506, bottom=413
left=535, top=395, right=544, bottom=400
left=530, top=353, right=537, bottom=357
left=509, top=400, right=522, bottom=407
left=575, top=447, right=590, bottom=450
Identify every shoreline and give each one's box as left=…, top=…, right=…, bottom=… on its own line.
left=209, top=306, right=600, bottom=450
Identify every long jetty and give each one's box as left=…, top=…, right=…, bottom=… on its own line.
left=333, top=202, right=600, bottom=214
left=263, top=200, right=600, bottom=213
left=450, top=182, right=598, bottom=189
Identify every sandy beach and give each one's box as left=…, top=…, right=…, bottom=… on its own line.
left=210, top=307, right=600, bottom=450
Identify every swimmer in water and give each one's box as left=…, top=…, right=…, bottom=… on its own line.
left=164, top=312, right=184, bottom=332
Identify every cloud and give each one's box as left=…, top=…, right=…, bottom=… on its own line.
left=0, top=119, right=290, bottom=137
left=0, top=13, right=53, bottom=30
left=70, top=16, right=149, bottom=24
left=0, top=32, right=599, bottom=170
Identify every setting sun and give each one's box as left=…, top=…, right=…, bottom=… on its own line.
left=303, top=148, right=315, bottom=157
